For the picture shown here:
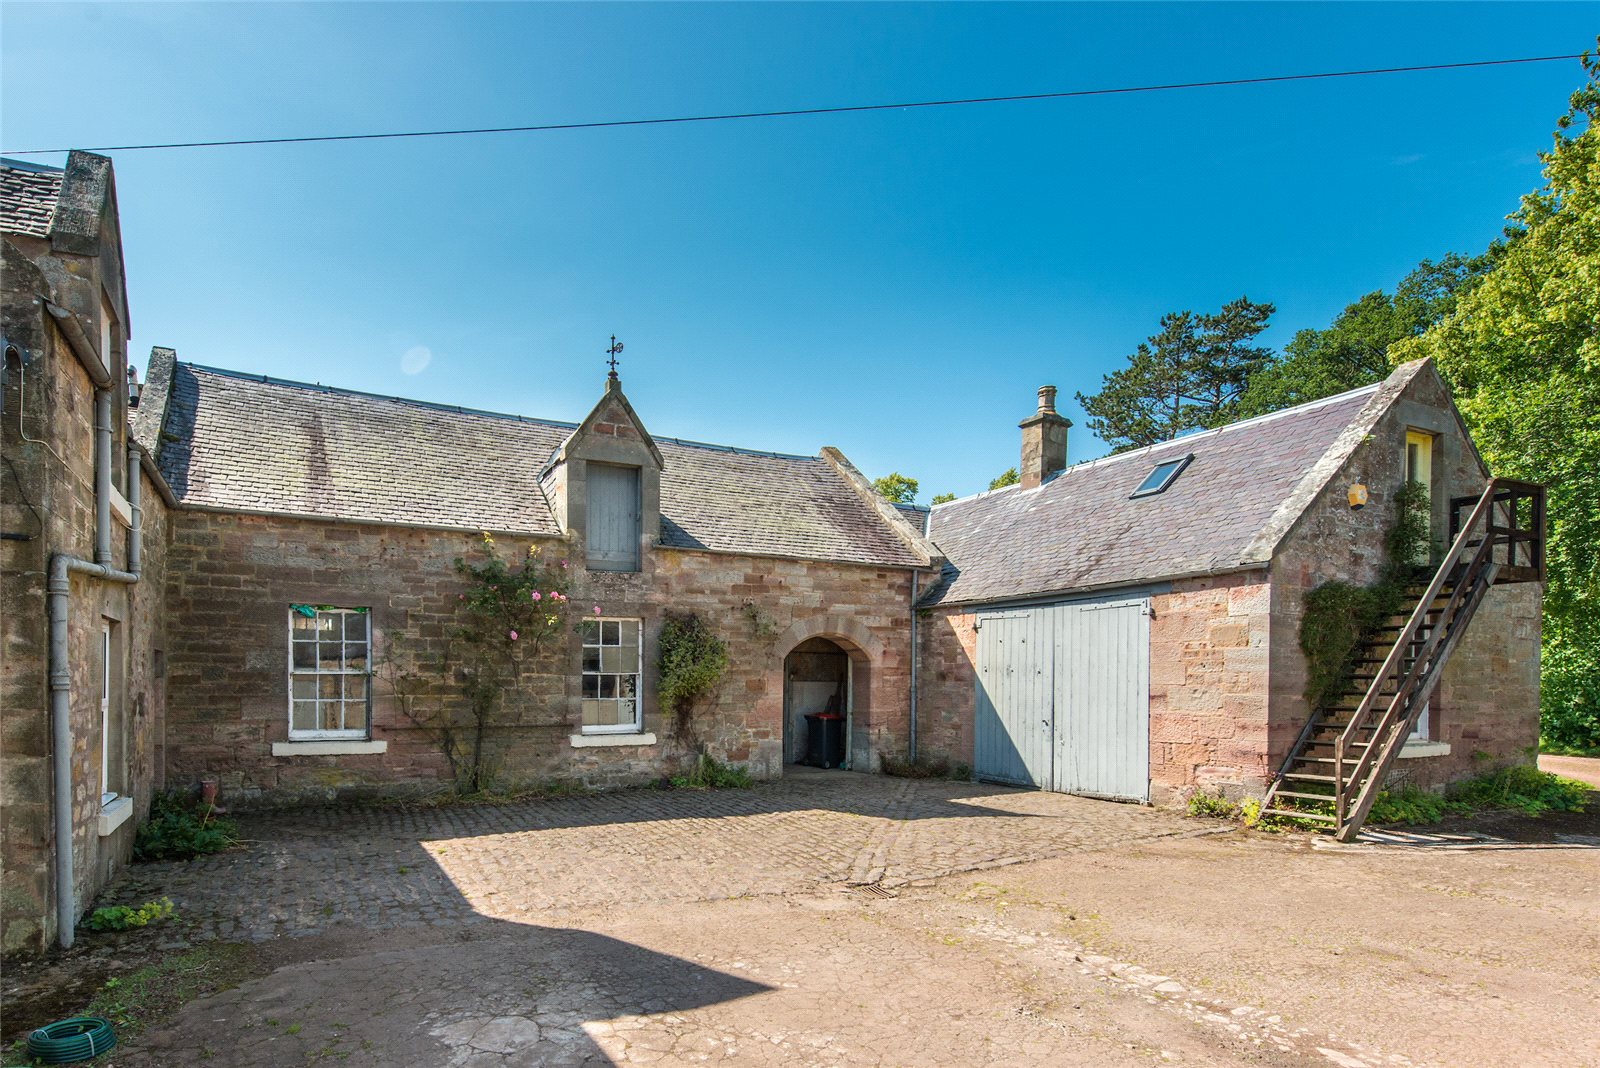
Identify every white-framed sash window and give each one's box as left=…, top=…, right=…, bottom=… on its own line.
left=580, top=618, right=642, bottom=734
left=288, top=606, right=372, bottom=740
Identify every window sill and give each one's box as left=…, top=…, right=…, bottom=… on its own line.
left=110, top=486, right=132, bottom=529
left=98, top=795, right=132, bottom=837
left=1397, top=740, right=1451, bottom=759
left=569, top=732, right=656, bottom=749
left=272, top=739, right=388, bottom=756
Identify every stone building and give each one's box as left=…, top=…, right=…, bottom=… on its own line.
left=1, top=149, right=1543, bottom=953
left=914, top=360, right=1542, bottom=810
left=2, top=152, right=175, bottom=954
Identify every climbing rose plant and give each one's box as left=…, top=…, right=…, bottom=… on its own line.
left=390, top=535, right=582, bottom=793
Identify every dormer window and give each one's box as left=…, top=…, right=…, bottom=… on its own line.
left=586, top=462, right=641, bottom=571
left=1130, top=454, right=1192, bottom=499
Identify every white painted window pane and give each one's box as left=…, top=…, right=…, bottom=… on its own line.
left=292, top=700, right=319, bottom=731
left=345, top=675, right=368, bottom=717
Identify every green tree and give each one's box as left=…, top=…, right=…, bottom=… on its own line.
left=872, top=472, right=919, bottom=505
left=988, top=467, right=1019, bottom=490
left=930, top=492, right=957, bottom=505
left=1392, top=46, right=1600, bottom=749
left=1237, top=254, right=1494, bottom=418
left=1076, top=297, right=1275, bottom=451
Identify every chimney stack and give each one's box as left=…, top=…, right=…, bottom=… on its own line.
left=1019, top=384, right=1071, bottom=489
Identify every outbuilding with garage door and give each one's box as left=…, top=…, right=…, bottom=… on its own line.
left=911, top=361, right=1543, bottom=808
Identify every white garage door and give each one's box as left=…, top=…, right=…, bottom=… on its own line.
left=974, top=597, right=1150, bottom=801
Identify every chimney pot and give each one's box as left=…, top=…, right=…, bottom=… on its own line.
left=1018, top=383, right=1071, bottom=490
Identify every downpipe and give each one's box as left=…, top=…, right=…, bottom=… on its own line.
left=908, top=571, right=919, bottom=764
left=94, top=390, right=112, bottom=565
left=48, top=397, right=142, bottom=949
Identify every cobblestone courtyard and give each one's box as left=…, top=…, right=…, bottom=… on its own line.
left=111, top=769, right=1201, bottom=942
left=60, top=768, right=1600, bottom=1067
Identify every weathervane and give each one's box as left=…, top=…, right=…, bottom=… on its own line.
left=606, top=335, right=624, bottom=382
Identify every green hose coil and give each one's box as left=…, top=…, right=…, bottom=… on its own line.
left=25, top=1017, right=116, bottom=1063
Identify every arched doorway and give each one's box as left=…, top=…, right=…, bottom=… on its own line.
left=783, top=637, right=851, bottom=769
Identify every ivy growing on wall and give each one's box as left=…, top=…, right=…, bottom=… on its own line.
left=1299, top=481, right=1435, bottom=711
left=657, top=612, right=728, bottom=745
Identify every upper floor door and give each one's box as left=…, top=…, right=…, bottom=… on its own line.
left=586, top=462, right=642, bottom=571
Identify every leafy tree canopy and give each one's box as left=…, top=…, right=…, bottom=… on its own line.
left=988, top=467, right=1019, bottom=491
left=1391, top=45, right=1600, bottom=748
left=1076, top=296, right=1275, bottom=452
left=1236, top=254, right=1494, bottom=419
left=872, top=472, right=919, bottom=505
left=930, top=492, right=956, bottom=505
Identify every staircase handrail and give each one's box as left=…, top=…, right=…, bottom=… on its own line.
left=1331, top=479, right=1505, bottom=822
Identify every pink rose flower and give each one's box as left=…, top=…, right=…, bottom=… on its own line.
left=508, top=630, right=519, bottom=641
left=530, top=591, right=542, bottom=601
left=593, top=606, right=601, bottom=615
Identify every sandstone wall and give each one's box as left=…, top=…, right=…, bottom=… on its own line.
left=1269, top=366, right=1542, bottom=787
left=1, top=293, right=168, bottom=954
left=161, top=509, right=920, bottom=805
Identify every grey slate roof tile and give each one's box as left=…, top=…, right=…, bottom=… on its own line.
left=0, top=160, right=64, bottom=238
left=921, top=384, right=1382, bottom=607
left=159, top=364, right=922, bottom=568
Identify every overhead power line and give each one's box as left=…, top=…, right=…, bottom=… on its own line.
left=2, top=52, right=1585, bottom=156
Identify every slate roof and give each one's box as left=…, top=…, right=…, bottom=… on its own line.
left=0, top=159, right=65, bottom=238
left=157, top=363, right=925, bottom=568
left=921, top=382, right=1388, bottom=607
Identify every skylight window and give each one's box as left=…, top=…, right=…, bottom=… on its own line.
left=1130, top=454, right=1193, bottom=498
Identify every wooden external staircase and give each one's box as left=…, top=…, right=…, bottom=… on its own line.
left=1263, top=478, right=1546, bottom=841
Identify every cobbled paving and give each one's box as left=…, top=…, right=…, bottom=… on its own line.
left=109, top=770, right=1199, bottom=942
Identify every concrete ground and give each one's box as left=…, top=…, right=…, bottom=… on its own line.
left=70, top=770, right=1600, bottom=1067
left=1539, top=752, right=1600, bottom=788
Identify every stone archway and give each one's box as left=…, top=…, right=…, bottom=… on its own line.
left=783, top=637, right=850, bottom=767
left=771, top=616, right=880, bottom=773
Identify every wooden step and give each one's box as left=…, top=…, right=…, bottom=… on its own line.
left=1261, top=807, right=1337, bottom=823
left=1272, top=790, right=1336, bottom=803
left=1282, top=772, right=1339, bottom=783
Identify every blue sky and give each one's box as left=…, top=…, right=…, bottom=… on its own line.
left=2, top=3, right=1592, bottom=501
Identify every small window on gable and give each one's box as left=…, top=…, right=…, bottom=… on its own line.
left=1130, top=454, right=1193, bottom=499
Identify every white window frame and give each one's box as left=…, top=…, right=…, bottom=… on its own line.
left=100, top=622, right=115, bottom=806
left=580, top=617, right=643, bottom=735
left=287, top=607, right=372, bottom=741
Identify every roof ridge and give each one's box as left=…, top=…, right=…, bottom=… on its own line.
left=0, top=158, right=64, bottom=174
left=182, top=361, right=826, bottom=462
left=931, top=382, right=1384, bottom=511
left=1060, top=381, right=1384, bottom=476
left=181, top=362, right=581, bottom=430
left=656, top=434, right=818, bottom=463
